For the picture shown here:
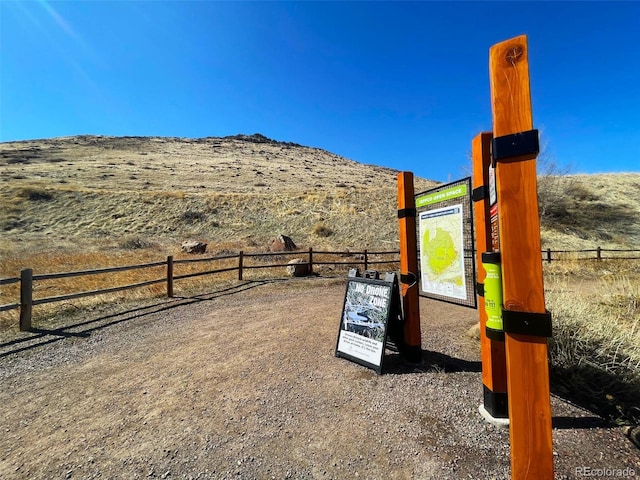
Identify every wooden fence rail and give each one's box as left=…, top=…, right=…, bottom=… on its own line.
left=2, top=246, right=638, bottom=331
left=0, top=248, right=401, bottom=331
left=542, top=247, right=640, bottom=262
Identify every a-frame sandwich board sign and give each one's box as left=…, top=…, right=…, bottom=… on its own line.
left=335, top=271, right=403, bottom=374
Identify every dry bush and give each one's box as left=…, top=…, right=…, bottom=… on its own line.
left=18, top=187, right=54, bottom=202
left=538, top=174, right=640, bottom=249
left=546, top=263, right=640, bottom=424
left=312, top=222, right=333, bottom=237
left=118, top=237, right=156, bottom=250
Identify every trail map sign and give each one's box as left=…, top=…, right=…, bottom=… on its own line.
left=335, top=275, right=398, bottom=374
left=415, top=178, right=477, bottom=308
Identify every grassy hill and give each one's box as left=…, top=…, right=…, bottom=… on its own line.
left=0, top=134, right=436, bottom=262
left=1, top=133, right=638, bottom=267
left=538, top=172, right=640, bottom=249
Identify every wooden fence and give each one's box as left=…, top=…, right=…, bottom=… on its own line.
left=2, top=246, right=638, bottom=332
left=542, top=247, right=640, bottom=263
left=0, top=248, right=400, bottom=331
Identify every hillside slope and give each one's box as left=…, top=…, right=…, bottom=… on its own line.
left=1, top=134, right=637, bottom=262
left=0, top=134, right=435, bottom=258
left=538, top=173, right=640, bottom=249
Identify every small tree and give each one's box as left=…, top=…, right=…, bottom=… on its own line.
left=462, top=131, right=574, bottom=225
left=535, top=133, right=575, bottom=224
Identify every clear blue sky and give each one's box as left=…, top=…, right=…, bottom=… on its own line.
left=1, top=1, right=638, bottom=182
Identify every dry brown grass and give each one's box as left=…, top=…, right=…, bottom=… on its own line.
left=537, top=173, right=640, bottom=421
left=538, top=173, right=640, bottom=249
left=545, top=259, right=640, bottom=424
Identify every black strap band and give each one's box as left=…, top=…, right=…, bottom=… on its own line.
left=492, top=129, right=539, bottom=166
left=502, top=309, right=553, bottom=337
left=397, top=208, right=417, bottom=219
left=481, top=251, right=501, bottom=264
left=472, top=186, right=488, bottom=203
left=485, top=327, right=505, bottom=342
left=400, top=272, right=418, bottom=285
left=476, top=282, right=485, bottom=297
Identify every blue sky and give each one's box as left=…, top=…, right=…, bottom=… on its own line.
left=1, top=1, right=638, bottom=182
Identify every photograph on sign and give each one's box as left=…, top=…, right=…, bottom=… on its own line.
left=419, top=204, right=467, bottom=301
left=335, top=278, right=393, bottom=373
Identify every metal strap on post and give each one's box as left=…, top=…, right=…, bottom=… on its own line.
left=472, top=185, right=489, bottom=202
left=502, top=309, right=553, bottom=338
left=397, top=208, right=417, bottom=219
left=491, top=129, right=540, bottom=166
left=399, top=272, right=418, bottom=288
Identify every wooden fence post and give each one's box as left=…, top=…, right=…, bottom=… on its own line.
left=167, top=256, right=174, bottom=298
left=546, top=248, right=552, bottom=263
left=238, top=251, right=244, bottom=281
left=472, top=132, right=508, bottom=420
left=490, top=35, right=553, bottom=479
left=20, top=268, right=33, bottom=332
left=597, top=246, right=602, bottom=261
left=308, top=247, right=313, bottom=275
left=363, top=249, right=368, bottom=271
left=397, top=172, right=422, bottom=363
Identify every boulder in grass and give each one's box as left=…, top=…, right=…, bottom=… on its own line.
left=181, top=240, right=207, bottom=254
left=286, top=258, right=309, bottom=277
left=270, top=234, right=297, bottom=252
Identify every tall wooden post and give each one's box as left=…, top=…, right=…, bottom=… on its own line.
left=397, top=172, right=422, bottom=363
left=489, top=35, right=554, bottom=478
left=20, top=268, right=33, bottom=332
left=472, top=132, right=508, bottom=420
left=167, top=256, right=174, bottom=298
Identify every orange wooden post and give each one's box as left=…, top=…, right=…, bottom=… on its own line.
left=472, top=132, right=508, bottom=420
left=489, top=35, right=554, bottom=478
left=397, top=172, right=422, bottom=363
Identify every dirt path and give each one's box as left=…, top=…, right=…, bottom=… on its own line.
left=0, top=278, right=638, bottom=479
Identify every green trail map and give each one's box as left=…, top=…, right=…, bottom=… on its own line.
left=418, top=204, right=467, bottom=301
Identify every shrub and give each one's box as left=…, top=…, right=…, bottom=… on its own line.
left=119, top=237, right=154, bottom=250
left=312, top=223, right=333, bottom=237
left=547, top=275, right=640, bottom=424
left=19, top=188, right=54, bottom=201
left=180, top=210, right=205, bottom=223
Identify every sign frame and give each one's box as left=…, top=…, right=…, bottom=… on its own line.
left=414, top=177, right=477, bottom=309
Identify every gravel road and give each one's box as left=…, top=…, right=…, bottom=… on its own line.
left=0, top=278, right=638, bottom=479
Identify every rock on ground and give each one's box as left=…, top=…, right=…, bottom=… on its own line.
left=181, top=240, right=207, bottom=254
